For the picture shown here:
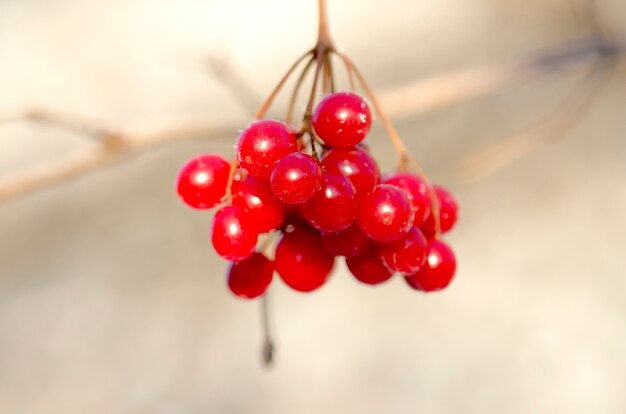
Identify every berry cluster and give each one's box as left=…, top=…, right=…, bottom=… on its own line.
left=176, top=92, right=459, bottom=298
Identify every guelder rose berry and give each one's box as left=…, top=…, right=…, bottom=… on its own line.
left=236, top=120, right=297, bottom=179
left=346, top=247, right=394, bottom=286
left=270, top=152, right=322, bottom=204
left=382, top=172, right=431, bottom=227
left=313, top=92, right=372, bottom=149
left=302, top=173, right=356, bottom=232
left=232, top=175, right=286, bottom=233
left=176, top=154, right=230, bottom=209
left=405, top=239, right=456, bottom=292
left=275, top=226, right=335, bottom=292
left=321, top=223, right=371, bottom=258
left=357, top=184, right=414, bottom=242
left=378, top=226, right=428, bottom=274
left=321, top=148, right=380, bottom=196
left=211, top=205, right=258, bottom=261
left=175, top=85, right=460, bottom=300
left=421, top=184, right=459, bottom=238
left=227, top=253, right=274, bottom=299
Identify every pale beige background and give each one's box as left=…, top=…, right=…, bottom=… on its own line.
left=0, top=1, right=625, bottom=413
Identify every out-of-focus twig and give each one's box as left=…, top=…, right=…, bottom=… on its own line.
left=0, top=111, right=237, bottom=202
left=208, top=57, right=262, bottom=115
left=458, top=57, right=616, bottom=181
left=378, top=35, right=621, bottom=119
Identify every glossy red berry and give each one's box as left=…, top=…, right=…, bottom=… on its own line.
left=346, top=247, right=394, bottom=286
left=232, top=175, right=286, bottom=233
left=357, top=184, right=414, bottom=242
left=211, top=205, right=258, bottom=261
left=270, top=152, right=322, bottom=204
left=321, top=148, right=380, bottom=196
left=382, top=172, right=431, bottom=227
left=422, top=185, right=459, bottom=238
left=302, top=173, right=356, bottom=232
left=227, top=253, right=274, bottom=299
left=378, top=226, right=428, bottom=274
left=176, top=154, right=230, bottom=209
left=312, top=92, right=372, bottom=149
left=275, top=226, right=335, bottom=292
left=236, top=120, right=297, bottom=179
left=321, top=223, right=371, bottom=257
left=405, top=239, right=456, bottom=292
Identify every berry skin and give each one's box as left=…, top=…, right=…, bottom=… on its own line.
left=176, top=154, right=230, bottom=209
left=275, top=226, right=335, bottom=292
left=321, top=223, right=371, bottom=257
left=382, top=172, right=431, bottom=227
left=346, top=247, right=394, bottom=286
left=227, top=253, right=274, bottom=299
left=321, top=148, right=380, bottom=196
left=405, top=239, right=456, bottom=292
left=378, top=226, right=428, bottom=274
left=421, top=185, right=459, bottom=238
left=270, top=152, right=322, bottom=205
left=236, top=120, right=297, bottom=179
left=357, top=184, right=415, bottom=242
left=211, top=205, right=258, bottom=261
left=232, top=175, right=286, bottom=233
left=312, top=92, right=372, bottom=149
left=302, top=173, right=356, bottom=232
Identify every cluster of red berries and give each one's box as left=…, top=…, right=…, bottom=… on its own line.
left=176, top=92, right=458, bottom=299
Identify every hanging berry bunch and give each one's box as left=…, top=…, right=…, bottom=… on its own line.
left=175, top=0, right=459, bottom=362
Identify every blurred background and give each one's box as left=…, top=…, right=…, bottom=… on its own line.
left=1, top=0, right=625, bottom=413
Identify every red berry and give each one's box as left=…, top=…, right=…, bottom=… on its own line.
left=275, top=226, right=335, bottom=292
left=321, top=148, right=380, bottom=196
left=378, top=226, right=427, bottom=274
left=357, top=184, right=414, bottom=242
left=227, top=253, right=274, bottom=299
left=270, top=152, right=322, bottom=204
left=421, top=185, right=459, bottom=238
left=346, top=247, right=394, bottom=286
left=302, top=173, right=356, bottom=232
left=232, top=175, right=286, bottom=233
left=312, top=92, right=372, bottom=149
left=236, top=120, right=297, bottom=179
left=382, top=172, right=431, bottom=227
left=405, top=239, right=456, bottom=292
left=321, top=223, right=371, bottom=257
left=176, top=154, right=230, bottom=209
left=211, top=205, right=258, bottom=261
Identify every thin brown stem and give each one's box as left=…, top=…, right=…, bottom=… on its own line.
left=254, top=49, right=314, bottom=120
left=317, top=0, right=333, bottom=47
left=334, top=52, right=409, bottom=166
left=322, top=53, right=331, bottom=94
left=322, top=50, right=336, bottom=93
left=327, top=52, right=336, bottom=93
left=307, top=52, right=324, bottom=116
left=300, top=48, right=325, bottom=156
left=260, top=291, right=274, bottom=367
left=286, top=55, right=316, bottom=126
left=222, top=157, right=240, bottom=202
left=334, top=50, right=356, bottom=92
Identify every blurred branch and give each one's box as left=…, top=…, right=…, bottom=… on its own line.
left=378, top=35, right=622, bottom=118
left=208, top=56, right=262, bottom=115
left=458, top=57, right=616, bottom=181
left=0, top=35, right=623, bottom=203
left=0, top=111, right=237, bottom=202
